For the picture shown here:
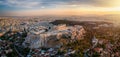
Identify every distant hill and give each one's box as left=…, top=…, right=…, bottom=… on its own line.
left=50, top=20, right=112, bottom=26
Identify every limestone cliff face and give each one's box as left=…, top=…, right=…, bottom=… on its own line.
left=23, top=24, right=85, bottom=48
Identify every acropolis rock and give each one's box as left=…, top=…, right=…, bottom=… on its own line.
left=23, top=24, right=85, bottom=48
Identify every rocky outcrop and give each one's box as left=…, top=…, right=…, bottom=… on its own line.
left=23, top=24, right=85, bottom=48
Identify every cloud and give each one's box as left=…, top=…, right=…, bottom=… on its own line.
left=41, top=0, right=111, bottom=7
left=0, top=0, right=41, bottom=8
left=0, top=0, right=118, bottom=9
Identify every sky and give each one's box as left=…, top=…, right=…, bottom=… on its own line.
left=0, top=0, right=120, bottom=16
